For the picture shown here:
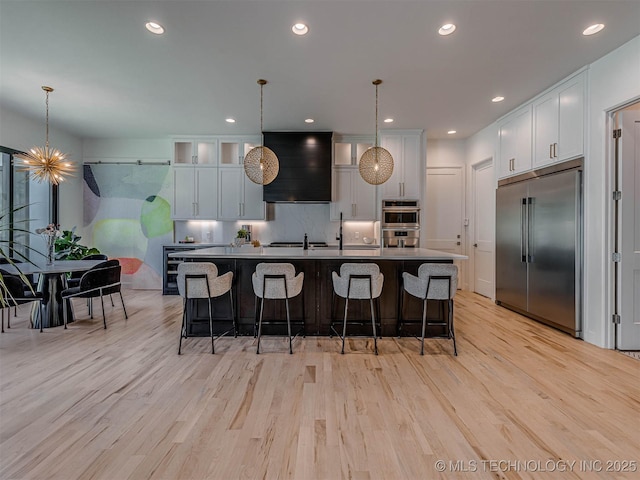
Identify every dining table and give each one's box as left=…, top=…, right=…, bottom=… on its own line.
left=3, top=259, right=104, bottom=328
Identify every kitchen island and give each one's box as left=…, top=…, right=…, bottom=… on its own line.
left=169, top=247, right=467, bottom=336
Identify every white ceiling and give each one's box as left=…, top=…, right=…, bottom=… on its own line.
left=1, top=0, right=639, bottom=141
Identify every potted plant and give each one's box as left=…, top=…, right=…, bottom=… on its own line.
left=234, top=228, right=248, bottom=247
left=54, top=227, right=101, bottom=260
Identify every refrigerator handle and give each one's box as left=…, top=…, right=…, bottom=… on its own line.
left=521, top=198, right=527, bottom=262
left=528, top=197, right=535, bottom=263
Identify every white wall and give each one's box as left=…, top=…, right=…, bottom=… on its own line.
left=584, top=35, right=640, bottom=348
left=0, top=104, right=83, bottom=233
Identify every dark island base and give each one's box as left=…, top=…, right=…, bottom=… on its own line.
left=179, top=258, right=453, bottom=337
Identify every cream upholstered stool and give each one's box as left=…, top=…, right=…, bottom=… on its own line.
left=400, top=263, right=458, bottom=355
left=177, top=262, right=235, bottom=354
left=331, top=263, right=384, bottom=355
left=252, top=263, right=304, bottom=354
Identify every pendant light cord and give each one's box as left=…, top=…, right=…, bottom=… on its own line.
left=375, top=82, right=379, bottom=148
left=45, top=89, right=50, bottom=149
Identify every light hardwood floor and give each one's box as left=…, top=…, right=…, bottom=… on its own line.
left=0, top=290, right=638, bottom=480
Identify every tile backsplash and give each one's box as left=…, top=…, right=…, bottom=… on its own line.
left=174, top=204, right=377, bottom=245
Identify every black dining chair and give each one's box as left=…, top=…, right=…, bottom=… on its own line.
left=0, top=269, right=44, bottom=332
left=60, top=262, right=128, bottom=329
left=66, top=254, right=109, bottom=288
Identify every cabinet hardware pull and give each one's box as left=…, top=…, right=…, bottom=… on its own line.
left=553, top=142, right=558, bottom=158
left=456, top=241, right=461, bottom=246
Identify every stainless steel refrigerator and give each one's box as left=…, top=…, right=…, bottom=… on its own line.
left=496, top=160, right=583, bottom=337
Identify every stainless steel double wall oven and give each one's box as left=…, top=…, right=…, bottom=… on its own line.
left=381, top=199, right=420, bottom=247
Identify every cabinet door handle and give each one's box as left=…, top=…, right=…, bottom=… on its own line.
left=242, top=203, right=245, bottom=217
left=351, top=203, right=356, bottom=217
left=192, top=202, right=196, bottom=217
left=553, top=142, right=558, bottom=158
left=549, top=144, right=553, bottom=159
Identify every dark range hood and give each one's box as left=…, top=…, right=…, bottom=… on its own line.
left=263, top=131, right=332, bottom=203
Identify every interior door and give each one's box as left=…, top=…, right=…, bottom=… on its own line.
left=425, top=167, right=463, bottom=253
left=425, top=167, right=464, bottom=284
left=618, top=108, right=640, bottom=349
left=472, top=160, right=494, bottom=298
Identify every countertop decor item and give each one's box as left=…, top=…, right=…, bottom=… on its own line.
left=359, top=79, right=394, bottom=185
left=243, top=79, right=279, bottom=185
left=15, top=86, right=75, bottom=185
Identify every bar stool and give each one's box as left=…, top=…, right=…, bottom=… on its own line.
left=331, top=263, right=384, bottom=355
left=400, top=263, right=458, bottom=355
left=177, top=262, right=235, bottom=354
left=252, top=263, right=304, bottom=354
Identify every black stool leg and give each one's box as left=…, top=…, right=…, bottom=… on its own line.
left=285, top=297, right=292, bottom=354
left=449, top=299, right=457, bottom=356
left=178, top=297, right=187, bottom=355
left=420, top=298, right=427, bottom=355
left=230, top=288, right=237, bottom=337
left=370, top=297, right=378, bottom=355
left=208, top=297, right=214, bottom=354
left=256, top=296, right=265, bottom=354
left=341, top=298, right=348, bottom=354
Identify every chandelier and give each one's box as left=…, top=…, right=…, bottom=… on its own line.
left=244, top=79, right=279, bottom=185
left=16, top=86, right=74, bottom=185
left=359, top=79, right=394, bottom=185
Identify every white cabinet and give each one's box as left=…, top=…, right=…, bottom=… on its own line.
left=379, top=131, right=423, bottom=199
left=218, top=136, right=261, bottom=166
left=533, top=73, right=585, bottom=168
left=173, top=137, right=217, bottom=165
left=333, top=135, right=374, bottom=166
left=172, top=167, right=218, bottom=219
left=330, top=167, right=377, bottom=220
left=218, top=167, right=264, bottom=220
left=497, top=105, right=532, bottom=179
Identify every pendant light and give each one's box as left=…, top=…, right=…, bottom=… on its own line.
left=16, top=86, right=74, bottom=185
left=359, top=79, right=394, bottom=185
left=244, top=79, right=279, bottom=185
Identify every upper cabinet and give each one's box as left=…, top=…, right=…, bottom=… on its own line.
left=496, top=69, right=587, bottom=180
left=497, top=105, right=532, bottom=178
left=330, top=167, right=377, bottom=221
left=533, top=73, right=585, bottom=168
left=173, top=137, right=217, bottom=166
left=379, top=130, right=423, bottom=199
left=218, top=167, right=264, bottom=220
left=333, top=135, right=374, bottom=166
left=172, top=167, right=218, bottom=220
left=218, top=136, right=261, bottom=166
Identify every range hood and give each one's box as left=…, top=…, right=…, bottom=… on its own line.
left=263, top=131, right=332, bottom=203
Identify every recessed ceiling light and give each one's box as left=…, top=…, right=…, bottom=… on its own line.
left=383, top=118, right=394, bottom=123
left=225, top=118, right=236, bottom=124
left=145, top=21, right=164, bottom=35
left=292, top=23, right=309, bottom=35
left=438, top=23, right=456, bottom=36
left=447, top=130, right=457, bottom=135
left=492, top=96, right=505, bottom=103
left=305, top=118, right=314, bottom=123
left=583, top=23, right=605, bottom=36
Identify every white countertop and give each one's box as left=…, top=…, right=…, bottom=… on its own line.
left=168, top=246, right=468, bottom=260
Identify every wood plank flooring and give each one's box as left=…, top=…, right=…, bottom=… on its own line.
left=0, top=290, right=638, bottom=480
